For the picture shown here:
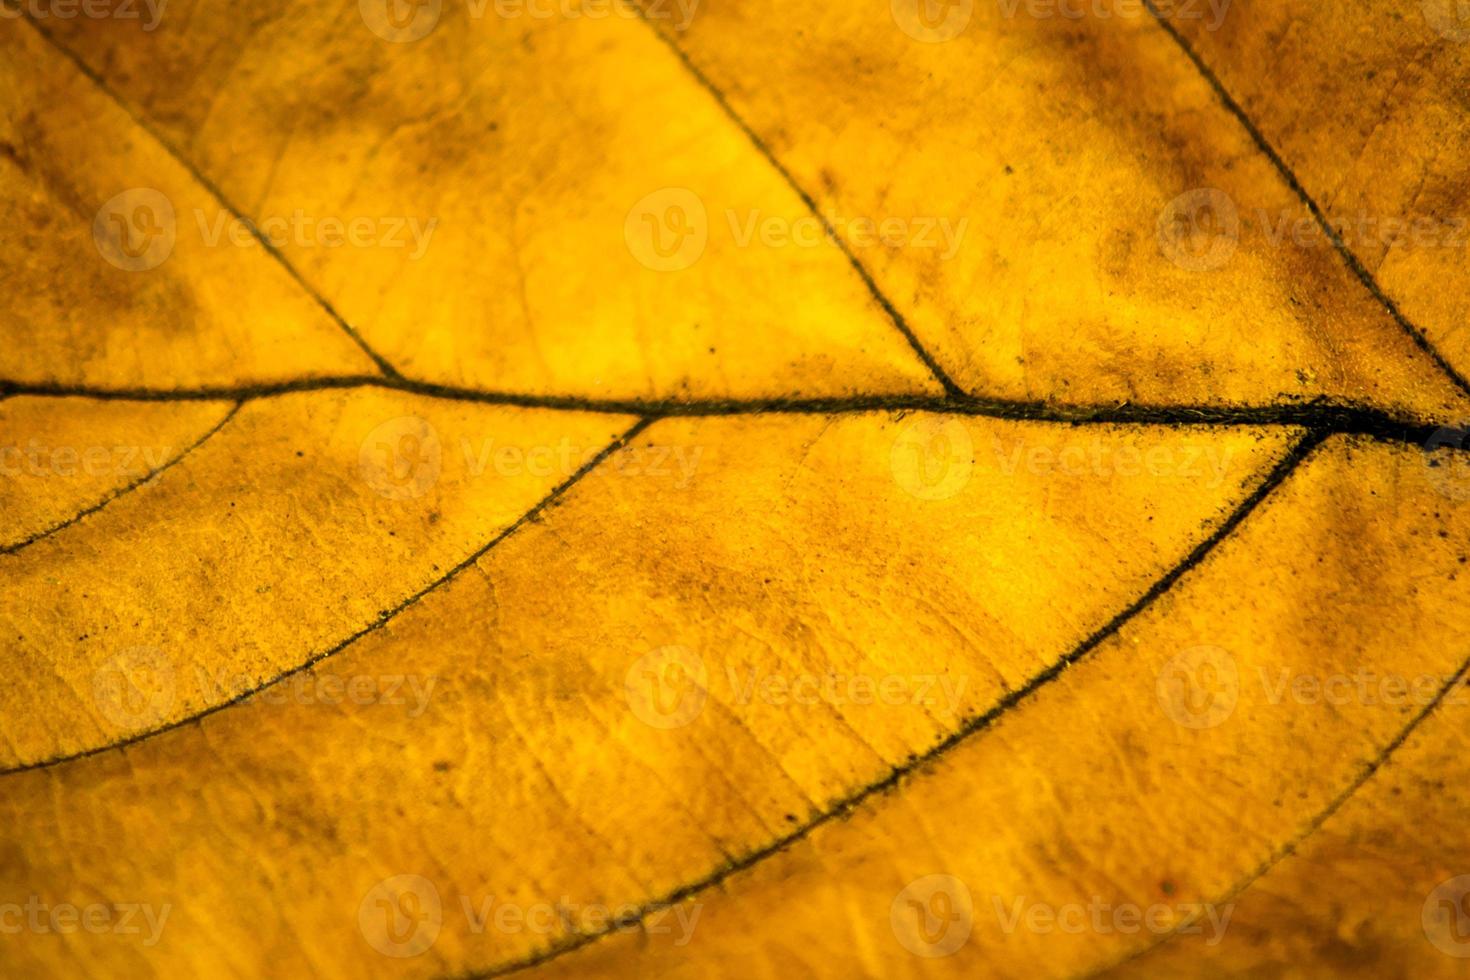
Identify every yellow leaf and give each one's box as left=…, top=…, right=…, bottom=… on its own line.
left=3, top=0, right=1469, bottom=978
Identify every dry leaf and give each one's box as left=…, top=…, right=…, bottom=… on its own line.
left=2, top=1, right=1469, bottom=978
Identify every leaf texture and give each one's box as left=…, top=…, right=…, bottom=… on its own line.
left=3, top=0, right=1469, bottom=978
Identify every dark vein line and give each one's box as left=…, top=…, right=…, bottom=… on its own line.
left=0, top=375, right=1459, bottom=448
left=0, top=376, right=389, bottom=403
left=442, top=428, right=1329, bottom=980
left=13, top=10, right=404, bottom=380
left=1142, top=0, right=1470, bottom=398
left=1, top=417, right=654, bottom=777
left=1085, top=651, right=1470, bottom=980
left=626, top=2, right=967, bottom=399
left=0, top=400, right=241, bottom=556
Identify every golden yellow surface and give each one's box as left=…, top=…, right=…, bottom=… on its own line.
left=33, top=1, right=946, bottom=399
left=0, top=390, right=635, bottom=768
left=535, top=437, right=1470, bottom=979
left=648, top=0, right=1469, bottom=413
left=0, top=25, right=379, bottom=388
left=1173, top=0, right=1470, bottom=391
left=0, top=416, right=1296, bottom=976
left=3, top=0, right=1470, bottom=978
left=0, top=397, right=233, bottom=551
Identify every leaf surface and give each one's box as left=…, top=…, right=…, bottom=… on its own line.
left=21, top=2, right=946, bottom=399
left=1, top=416, right=1298, bottom=977
left=0, top=25, right=381, bottom=387
left=3, top=1, right=1469, bottom=978
left=637, top=0, right=1469, bottom=413
left=1168, top=0, right=1470, bottom=390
